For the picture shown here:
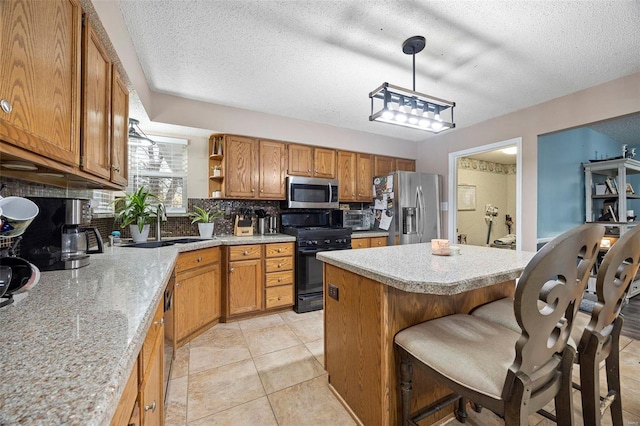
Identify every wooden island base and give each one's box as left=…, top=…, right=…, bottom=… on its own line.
left=323, top=264, right=516, bottom=425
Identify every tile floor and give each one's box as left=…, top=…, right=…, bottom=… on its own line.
left=165, top=310, right=640, bottom=426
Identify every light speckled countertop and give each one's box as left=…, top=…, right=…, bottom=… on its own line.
left=318, top=243, right=536, bottom=295
left=0, top=234, right=294, bottom=426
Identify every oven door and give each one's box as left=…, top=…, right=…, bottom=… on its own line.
left=296, top=246, right=346, bottom=295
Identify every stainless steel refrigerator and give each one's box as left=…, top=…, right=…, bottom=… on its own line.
left=372, top=171, right=442, bottom=245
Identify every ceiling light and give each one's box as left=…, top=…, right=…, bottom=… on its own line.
left=369, top=36, right=455, bottom=133
left=501, top=147, right=517, bottom=155
left=128, top=118, right=156, bottom=145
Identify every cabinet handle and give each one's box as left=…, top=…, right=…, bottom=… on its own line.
left=251, top=189, right=255, bottom=192
left=145, top=400, right=157, bottom=413
left=277, top=248, right=283, bottom=253
left=229, top=268, right=235, bottom=273
left=278, top=263, right=283, bottom=268
left=278, top=277, right=282, bottom=282
left=154, top=318, right=164, bottom=326
left=111, top=165, right=120, bottom=172
left=0, top=99, right=12, bottom=113
left=278, top=296, right=282, bottom=300
left=260, top=189, right=264, bottom=192
left=243, top=251, right=249, bottom=255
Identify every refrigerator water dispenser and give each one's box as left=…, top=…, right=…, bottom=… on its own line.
left=402, top=207, right=417, bottom=234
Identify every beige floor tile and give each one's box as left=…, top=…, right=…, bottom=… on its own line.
left=286, top=316, right=324, bottom=343
left=621, top=339, right=640, bottom=356
left=187, top=396, right=278, bottom=426
left=171, top=342, right=190, bottom=379
left=254, top=344, right=326, bottom=394
left=243, top=324, right=302, bottom=357
left=165, top=375, right=188, bottom=426
left=305, top=338, right=325, bottom=367
left=619, top=335, right=633, bottom=350
left=619, top=350, right=640, bottom=380
left=187, top=359, right=265, bottom=423
left=189, top=323, right=251, bottom=374
left=268, top=376, right=356, bottom=426
left=238, top=313, right=285, bottom=333
left=620, top=375, right=640, bottom=417
left=279, top=309, right=323, bottom=324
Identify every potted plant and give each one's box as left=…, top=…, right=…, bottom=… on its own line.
left=188, top=206, right=223, bottom=238
left=114, top=187, right=158, bottom=242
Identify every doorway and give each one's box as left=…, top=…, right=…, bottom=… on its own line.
left=448, top=138, right=523, bottom=250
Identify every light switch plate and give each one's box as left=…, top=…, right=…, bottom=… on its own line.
left=328, top=284, right=339, bottom=301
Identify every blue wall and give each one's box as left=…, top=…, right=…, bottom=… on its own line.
left=537, top=128, right=630, bottom=239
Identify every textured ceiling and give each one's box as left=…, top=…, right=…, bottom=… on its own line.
left=116, top=0, right=640, bottom=142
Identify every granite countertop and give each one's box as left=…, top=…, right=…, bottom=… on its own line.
left=0, top=234, right=295, bottom=425
left=318, top=243, right=536, bottom=295
left=351, top=230, right=388, bottom=239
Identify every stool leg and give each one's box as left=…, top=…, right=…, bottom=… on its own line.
left=606, top=319, right=624, bottom=426
left=455, top=397, right=468, bottom=423
left=400, top=352, right=414, bottom=426
left=555, top=347, right=576, bottom=426
left=580, top=335, right=601, bottom=426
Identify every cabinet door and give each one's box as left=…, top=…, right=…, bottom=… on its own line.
left=225, top=135, right=258, bottom=198
left=0, top=0, right=81, bottom=166
left=374, top=155, right=396, bottom=176
left=288, top=144, right=313, bottom=176
left=352, top=238, right=371, bottom=249
left=227, top=258, right=263, bottom=316
left=314, top=147, right=336, bottom=178
left=81, top=16, right=112, bottom=179
left=110, top=66, right=128, bottom=187
left=370, top=237, right=387, bottom=247
left=356, top=153, right=373, bottom=201
left=141, top=331, right=164, bottom=426
left=175, top=264, right=218, bottom=341
left=259, top=140, right=287, bottom=199
left=396, top=158, right=416, bottom=172
left=337, top=151, right=357, bottom=201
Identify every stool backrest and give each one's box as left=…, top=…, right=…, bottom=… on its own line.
left=582, top=225, right=640, bottom=348
left=504, top=224, right=604, bottom=397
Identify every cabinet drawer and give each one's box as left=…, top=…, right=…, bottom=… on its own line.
left=175, top=247, right=220, bottom=273
left=265, top=270, right=294, bottom=287
left=352, top=239, right=370, bottom=249
left=141, top=301, right=163, bottom=376
left=370, top=237, right=387, bottom=247
left=265, top=285, right=294, bottom=309
left=265, top=242, right=294, bottom=258
left=265, top=256, right=293, bottom=273
left=229, top=244, right=262, bottom=261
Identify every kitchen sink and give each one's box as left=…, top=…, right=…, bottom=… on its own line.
left=171, top=238, right=209, bottom=244
left=121, top=238, right=210, bottom=248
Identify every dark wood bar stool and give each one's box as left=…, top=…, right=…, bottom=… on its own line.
left=394, top=223, right=603, bottom=426
left=472, top=224, right=640, bottom=425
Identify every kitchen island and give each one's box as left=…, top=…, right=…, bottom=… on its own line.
left=0, top=234, right=294, bottom=425
left=318, top=243, right=536, bottom=426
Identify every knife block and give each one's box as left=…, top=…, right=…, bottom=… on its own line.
left=234, top=216, right=253, bottom=237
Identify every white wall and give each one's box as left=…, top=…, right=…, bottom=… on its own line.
left=418, top=72, right=640, bottom=251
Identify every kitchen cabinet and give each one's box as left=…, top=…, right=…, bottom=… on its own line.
left=337, top=151, right=372, bottom=202
left=81, top=15, right=112, bottom=180
left=110, top=358, right=138, bottom=426
left=0, top=0, right=82, bottom=167
left=225, top=245, right=263, bottom=318
left=352, top=236, right=387, bottom=250
left=264, top=242, right=294, bottom=309
left=258, top=140, right=287, bottom=199
left=396, top=158, right=416, bottom=172
left=584, top=158, right=640, bottom=298
left=225, top=135, right=259, bottom=198
left=173, top=247, right=221, bottom=346
left=208, top=134, right=225, bottom=198
left=288, top=144, right=337, bottom=179
left=110, top=66, right=129, bottom=186
left=374, top=155, right=396, bottom=176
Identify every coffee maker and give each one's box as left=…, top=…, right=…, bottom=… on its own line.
left=20, top=197, right=103, bottom=271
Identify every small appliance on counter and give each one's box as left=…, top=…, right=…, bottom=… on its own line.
left=332, top=209, right=373, bottom=231
left=19, top=197, right=103, bottom=271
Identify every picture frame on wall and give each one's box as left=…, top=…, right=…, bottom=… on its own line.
left=457, top=185, right=476, bottom=211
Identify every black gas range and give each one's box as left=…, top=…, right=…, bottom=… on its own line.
left=281, top=212, right=352, bottom=313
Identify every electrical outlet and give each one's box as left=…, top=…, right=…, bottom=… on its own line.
left=328, top=284, right=339, bottom=301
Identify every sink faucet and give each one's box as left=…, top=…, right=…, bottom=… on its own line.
left=156, top=203, right=167, bottom=241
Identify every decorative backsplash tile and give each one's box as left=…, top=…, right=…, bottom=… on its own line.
left=458, top=157, right=516, bottom=175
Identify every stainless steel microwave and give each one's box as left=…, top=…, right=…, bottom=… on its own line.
left=285, top=176, right=339, bottom=209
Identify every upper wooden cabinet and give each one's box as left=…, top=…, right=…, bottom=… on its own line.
left=0, top=0, right=82, bottom=166
left=396, top=158, right=416, bottom=172
left=225, top=135, right=259, bottom=198
left=81, top=16, right=112, bottom=180
left=110, top=66, right=129, bottom=186
left=288, top=144, right=336, bottom=179
left=374, top=155, right=396, bottom=176
left=258, top=140, right=287, bottom=199
left=338, top=151, right=372, bottom=202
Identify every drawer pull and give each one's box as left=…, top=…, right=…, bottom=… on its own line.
left=0, top=99, right=12, bottom=113
left=278, top=296, right=282, bottom=300
left=145, top=400, right=157, bottom=412
left=153, top=318, right=164, bottom=326
left=278, top=263, right=283, bottom=268
left=277, top=248, right=283, bottom=253
left=243, top=250, right=249, bottom=255
left=229, top=268, right=235, bottom=273
left=196, top=257, right=202, bottom=262
left=278, top=277, right=282, bottom=282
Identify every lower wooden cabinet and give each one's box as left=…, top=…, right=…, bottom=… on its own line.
left=140, top=328, right=164, bottom=425
left=227, top=257, right=263, bottom=316
left=352, top=236, right=387, bottom=249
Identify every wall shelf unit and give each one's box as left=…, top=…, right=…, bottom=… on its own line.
left=584, top=158, right=640, bottom=299
left=208, top=136, right=225, bottom=198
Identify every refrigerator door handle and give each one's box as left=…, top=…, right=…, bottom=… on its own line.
left=417, top=185, right=425, bottom=240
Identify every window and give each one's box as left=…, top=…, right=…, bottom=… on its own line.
left=128, top=135, right=189, bottom=213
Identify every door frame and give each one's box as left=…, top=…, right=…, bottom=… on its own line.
left=447, top=137, right=523, bottom=250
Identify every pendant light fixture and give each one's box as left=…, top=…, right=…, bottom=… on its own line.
left=369, top=36, right=455, bottom=133
left=128, top=118, right=156, bottom=145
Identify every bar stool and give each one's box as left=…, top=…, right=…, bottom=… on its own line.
left=472, top=224, right=640, bottom=425
left=394, top=223, right=603, bottom=426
